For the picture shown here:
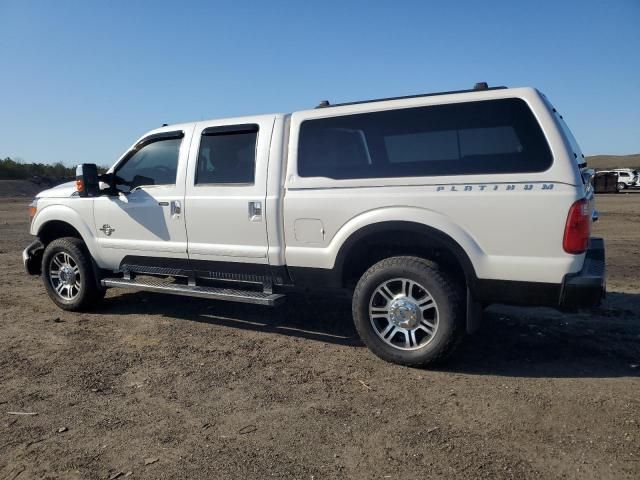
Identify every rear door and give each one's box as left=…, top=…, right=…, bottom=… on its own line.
left=184, top=116, right=275, bottom=276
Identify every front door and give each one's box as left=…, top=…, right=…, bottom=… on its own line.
left=184, top=117, right=274, bottom=277
left=94, top=127, right=194, bottom=270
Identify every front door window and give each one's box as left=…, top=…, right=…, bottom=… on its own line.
left=116, top=138, right=181, bottom=191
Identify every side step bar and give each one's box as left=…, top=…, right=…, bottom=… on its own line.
left=101, top=278, right=285, bottom=306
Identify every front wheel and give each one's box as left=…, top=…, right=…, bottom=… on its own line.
left=41, top=237, right=104, bottom=311
left=352, top=256, right=465, bottom=367
left=617, top=182, right=626, bottom=192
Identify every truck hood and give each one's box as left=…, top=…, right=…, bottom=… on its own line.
left=36, top=181, right=78, bottom=198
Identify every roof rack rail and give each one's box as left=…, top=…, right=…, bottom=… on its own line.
left=315, top=83, right=507, bottom=109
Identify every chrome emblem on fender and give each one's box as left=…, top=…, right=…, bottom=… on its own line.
left=99, top=224, right=115, bottom=236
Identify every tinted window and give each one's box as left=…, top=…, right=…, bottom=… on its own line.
left=298, top=98, right=552, bottom=179
left=196, top=127, right=257, bottom=185
left=385, top=131, right=459, bottom=163
left=116, top=138, right=181, bottom=189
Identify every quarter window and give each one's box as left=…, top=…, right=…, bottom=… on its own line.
left=298, top=98, right=552, bottom=179
left=196, top=125, right=258, bottom=185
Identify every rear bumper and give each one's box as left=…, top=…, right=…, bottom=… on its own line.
left=472, top=237, right=605, bottom=310
left=22, top=239, right=44, bottom=275
left=559, top=237, right=606, bottom=309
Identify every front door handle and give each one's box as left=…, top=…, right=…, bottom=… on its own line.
left=158, top=201, right=169, bottom=206
left=171, top=200, right=181, bottom=218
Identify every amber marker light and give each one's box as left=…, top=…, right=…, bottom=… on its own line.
left=28, top=199, right=38, bottom=223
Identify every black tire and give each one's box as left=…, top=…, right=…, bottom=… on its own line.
left=41, top=237, right=104, bottom=311
left=617, top=182, right=625, bottom=192
left=352, top=256, right=465, bottom=367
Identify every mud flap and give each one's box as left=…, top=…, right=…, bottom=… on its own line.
left=466, top=286, right=483, bottom=334
left=23, top=240, right=44, bottom=275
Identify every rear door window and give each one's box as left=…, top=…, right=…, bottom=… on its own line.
left=298, top=98, right=552, bottom=179
left=196, top=125, right=258, bottom=185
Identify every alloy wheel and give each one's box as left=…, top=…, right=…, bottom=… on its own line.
left=368, top=277, right=439, bottom=351
left=48, top=252, right=81, bottom=301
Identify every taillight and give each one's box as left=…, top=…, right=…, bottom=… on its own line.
left=563, top=199, right=590, bottom=254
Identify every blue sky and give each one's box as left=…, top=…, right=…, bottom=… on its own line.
left=1, top=0, right=638, bottom=166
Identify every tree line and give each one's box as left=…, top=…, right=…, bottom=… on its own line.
left=0, top=157, right=107, bottom=180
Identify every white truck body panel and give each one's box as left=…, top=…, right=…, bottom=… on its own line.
left=283, top=183, right=583, bottom=283
left=184, top=114, right=276, bottom=264
left=92, top=124, right=195, bottom=265
left=283, top=87, right=583, bottom=284
left=30, top=199, right=100, bottom=259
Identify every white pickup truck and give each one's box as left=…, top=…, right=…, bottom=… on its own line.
left=23, top=83, right=605, bottom=366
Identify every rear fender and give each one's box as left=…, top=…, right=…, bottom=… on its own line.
left=328, top=207, right=484, bottom=277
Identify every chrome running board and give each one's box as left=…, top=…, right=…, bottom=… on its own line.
left=101, top=277, right=285, bottom=306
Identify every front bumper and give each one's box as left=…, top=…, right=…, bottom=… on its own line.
left=23, top=239, right=44, bottom=275
left=559, top=237, right=606, bottom=309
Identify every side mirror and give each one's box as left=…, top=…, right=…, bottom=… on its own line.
left=76, top=164, right=99, bottom=197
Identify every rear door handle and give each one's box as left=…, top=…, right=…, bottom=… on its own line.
left=158, top=201, right=169, bottom=206
left=248, top=201, right=262, bottom=222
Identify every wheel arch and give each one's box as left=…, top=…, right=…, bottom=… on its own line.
left=336, top=221, right=479, bottom=293
left=38, top=220, right=83, bottom=245
left=32, top=205, right=101, bottom=263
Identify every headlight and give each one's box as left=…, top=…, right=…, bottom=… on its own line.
left=28, top=199, right=38, bottom=223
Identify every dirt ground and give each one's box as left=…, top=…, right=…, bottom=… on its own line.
left=0, top=194, right=638, bottom=480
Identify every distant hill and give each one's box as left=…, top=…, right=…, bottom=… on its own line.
left=586, top=154, right=640, bottom=171
left=0, top=179, right=50, bottom=198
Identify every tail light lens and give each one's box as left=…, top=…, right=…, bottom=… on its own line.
left=563, top=199, right=590, bottom=254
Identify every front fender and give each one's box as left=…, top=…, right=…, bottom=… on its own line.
left=31, top=202, right=103, bottom=266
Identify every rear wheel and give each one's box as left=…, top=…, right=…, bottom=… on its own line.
left=352, top=256, right=465, bottom=367
left=41, top=237, right=104, bottom=311
left=617, top=182, right=626, bottom=192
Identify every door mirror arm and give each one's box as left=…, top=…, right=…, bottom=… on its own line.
left=101, top=173, right=134, bottom=196
left=97, top=173, right=119, bottom=196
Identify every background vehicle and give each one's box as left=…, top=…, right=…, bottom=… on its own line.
left=593, top=171, right=619, bottom=193
left=599, top=169, right=638, bottom=191
left=22, top=84, right=605, bottom=366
